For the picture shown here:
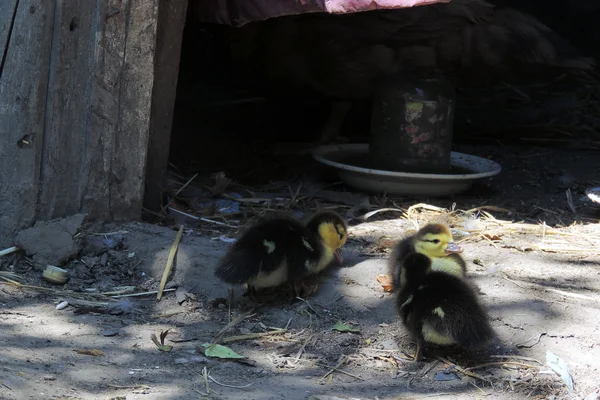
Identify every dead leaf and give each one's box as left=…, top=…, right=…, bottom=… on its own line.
left=376, top=237, right=396, bottom=249
left=376, top=274, right=394, bottom=292
left=74, top=349, right=104, bottom=356
left=483, top=233, right=503, bottom=241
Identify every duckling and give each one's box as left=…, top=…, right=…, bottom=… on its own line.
left=214, top=210, right=348, bottom=300
left=389, top=223, right=466, bottom=290
left=396, top=252, right=495, bottom=361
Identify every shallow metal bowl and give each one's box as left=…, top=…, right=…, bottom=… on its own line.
left=312, top=144, right=502, bottom=197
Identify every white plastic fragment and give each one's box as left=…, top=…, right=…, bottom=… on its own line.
left=546, top=350, right=574, bottom=391
left=56, top=301, right=69, bottom=310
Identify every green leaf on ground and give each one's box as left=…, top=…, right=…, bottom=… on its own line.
left=201, top=343, right=245, bottom=359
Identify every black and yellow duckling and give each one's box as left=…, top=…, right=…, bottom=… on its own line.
left=214, top=211, right=348, bottom=301
left=396, top=252, right=495, bottom=361
left=389, top=223, right=466, bottom=290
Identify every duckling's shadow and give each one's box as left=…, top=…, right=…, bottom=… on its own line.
left=414, top=339, right=514, bottom=365
left=223, top=255, right=397, bottom=321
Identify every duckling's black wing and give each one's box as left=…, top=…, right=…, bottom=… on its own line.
left=412, top=274, right=495, bottom=348
left=275, top=225, right=325, bottom=281
left=388, top=236, right=414, bottom=291
left=215, top=218, right=319, bottom=284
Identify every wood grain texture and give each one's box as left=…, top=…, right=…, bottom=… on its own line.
left=39, top=0, right=159, bottom=222
left=1, top=0, right=161, bottom=247
left=0, top=0, right=55, bottom=247
left=0, top=0, right=18, bottom=61
left=37, top=0, right=97, bottom=217
left=108, top=0, right=159, bottom=220
left=145, top=0, right=188, bottom=212
left=85, top=0, right=158, bottom=221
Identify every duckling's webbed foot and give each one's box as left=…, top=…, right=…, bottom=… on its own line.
left=244, top=285, right=272, bottom=304
left=291, top=277, right=320, bottom=299
left=413, top=340, right=424, bottom=362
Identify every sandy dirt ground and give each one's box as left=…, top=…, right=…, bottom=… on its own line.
left=1, top=145, right=600, bottom=400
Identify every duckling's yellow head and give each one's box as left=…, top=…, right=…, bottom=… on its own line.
left=413, top=223, right=463, bottom=259
left=306, top=211, right=348, bottom=263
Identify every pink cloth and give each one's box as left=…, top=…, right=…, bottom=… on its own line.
left=192, top=0, right=450, bottom=26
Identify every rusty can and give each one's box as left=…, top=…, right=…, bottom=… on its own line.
left=369, top=75, right=456, bottom=174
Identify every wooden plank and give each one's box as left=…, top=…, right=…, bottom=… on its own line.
left=37, top=0, right=98, bottom=217
left=0, top=0, right=18, bottom=61
left=144, top=0, right=188, bottom=212
left=109, top=0, right=159, bottom=220
left=84, top=0, right=159, bottom=221
left=0, top=0, right=55, bottom=248
left=83, top=0, right=127, bottom=220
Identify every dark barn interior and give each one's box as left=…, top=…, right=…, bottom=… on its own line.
left=164, top=0, right=598, bottom=202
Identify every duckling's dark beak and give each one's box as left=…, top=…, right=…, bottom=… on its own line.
left=334, top=249, right=344, bottom=264
left=445, top=242, right=463, bottom=254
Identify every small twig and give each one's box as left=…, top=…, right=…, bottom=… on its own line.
left=228, top=288, right=233, bottom=323
left=112, top=288, right=175, bottom=299
left=108, top=384, right=151, bottom=390
left=437, top=357, right=490, bottom=382
left=464, top=205, right=512, bottom=214
left=295, top=297, right=319, bottom=315
left=0, top=281, right=63, bottom=292
left=157, top=225, right=184, bottom=301
left=87, top=231, right=129, bottom=236
left=0, top=247, right=19, bottom=257
left=154, top=310, right=183, bottom=318
left=479, top=233, right=499, bottom=248
left=208, top=374, right=253, bottom=389
left=465, top=361, right=540, bottom=371
left=201, top=366, right=216, bottom=395
left=490, top=355, right=543, bottom=364
left=296, top=358, right=364, bottom=381
left=0, top=271, right=23, bottom=283
left=167, top=207, right=239, bottom=228
left=357, top=208, right=404, bottom=221
left=199, top=216, right=238, bottom=228
left=101, top=286, right=136, bottom=296
left=212, top=310, right=257, bottom=344
left=502, top=274, right=528, bottom=289
left=219, top=329, right=288, bottom=344
left=292, top=334, right=314, bottom=365
left=565, top=189, right=577, bottom=214
left=321, top=355, right=348, bottom=381
left=516, top=332, right=546, bottom=349
left=157, top=173, right=199, bottom=218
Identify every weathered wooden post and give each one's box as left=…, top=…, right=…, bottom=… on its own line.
left=0, top=0, right=187, bottom=248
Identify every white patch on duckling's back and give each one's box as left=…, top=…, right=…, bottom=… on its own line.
left=301, top=237, right=314, bottom=252
left=263, top=240, right=276, bottom=254
left=250, top=260, right=288, bottom=289
left=422, top=322, right=456, bottom=345
left=432, top=306, right=445, bottom=318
